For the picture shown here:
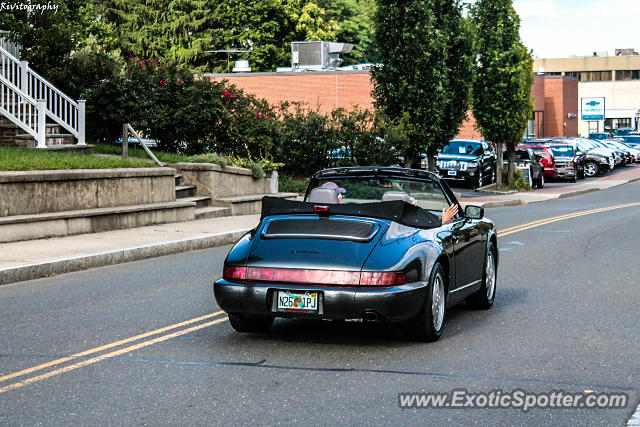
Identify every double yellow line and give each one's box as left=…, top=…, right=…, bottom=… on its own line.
left=497, top=202, right=640, bottom=237
left=0, top=311, right=228, bottom=394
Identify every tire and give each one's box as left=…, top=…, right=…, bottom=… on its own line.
left=584, top=161, right=599, bottom=178
left=536, top=172, right=545, bottom=189
left=570, top=173, right=577, bottom=183
left=490, top=167, right=496, bottom=184
left=408, top=263, right=446, bottom=342
left=228, top=313, right=274, bottom=333
left=466, top=242, right=497, bottom=309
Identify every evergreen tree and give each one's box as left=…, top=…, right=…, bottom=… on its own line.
left=371, top=0, right=473, bottom=169
left=470, top=0, right=534, bottom=187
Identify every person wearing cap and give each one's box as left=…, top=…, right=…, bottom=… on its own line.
left=320, top=181, right=346, bottom=203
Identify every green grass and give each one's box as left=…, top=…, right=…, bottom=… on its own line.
left=93, top=143, right=189, bottom=164
left=0, top=146, right=155, bottom=171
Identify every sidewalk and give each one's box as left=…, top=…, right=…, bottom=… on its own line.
left=459, top=164, right=640, bottom=208
left=0, top=214, right=260, bottom=285
left=2, top=165, right=640, bottom=286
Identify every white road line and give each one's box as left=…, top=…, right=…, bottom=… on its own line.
left=628, top=403, right=640, bottom=427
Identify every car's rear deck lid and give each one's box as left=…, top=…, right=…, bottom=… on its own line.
left=262, top=218, right=378, bottom=242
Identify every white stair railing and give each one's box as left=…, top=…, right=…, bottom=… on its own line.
left=0, top=74, right=46, bottom=147
left=0, top=44, right=85, bottom=145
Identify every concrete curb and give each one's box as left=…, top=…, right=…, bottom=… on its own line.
left=0, top=229, right=251, bottom=286
left=480, top=199, right=526, bottom=209
left=555, top=188, right=601, bottom=199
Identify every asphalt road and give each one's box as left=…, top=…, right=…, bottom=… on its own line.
left=1, top=181, right=639, bottom=426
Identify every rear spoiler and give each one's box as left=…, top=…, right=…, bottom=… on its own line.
left=260, top=196, right=441, bottom=229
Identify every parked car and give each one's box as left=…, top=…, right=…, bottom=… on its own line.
left=518, top=143, right=558, bottom=179
left=214, top=167, right=498, bottom=341
left=601, top=139, right=638, bottom=163
left=436, top=139, right=496, bottom=188
left=588, top=132, right=611, bottom=140
left=115, top=136, right=158, bottom=148
left=503, top=147, right=545, bottom=188
left=623, top=135, right=640, bottom=148
left=571, top=139, right=615, bottom=177
left=545, top=143, right=586, bottom=182
left=614, top=128, right=636, bottom=137
left=588, top=139, right=627, bottom=166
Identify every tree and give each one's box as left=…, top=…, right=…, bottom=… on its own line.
left=0, top=0, right=86, bottom=72
left=371, top=0, right=473, bottom=169
left=106, top=0, right=214, bottom=69
left=470, top=0, right=534, bottom=188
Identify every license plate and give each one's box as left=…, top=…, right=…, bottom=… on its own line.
left=447, top=170, right=457, bottom=176
left=277, top=291, right=318, bottom=312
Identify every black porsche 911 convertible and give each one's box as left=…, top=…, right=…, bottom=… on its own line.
left=214, top=167, right=498, bottom=341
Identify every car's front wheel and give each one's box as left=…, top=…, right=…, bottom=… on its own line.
left=466, top=242, right=497, bottom=309
left=536, top=171, right=545, bottom=188
left=584, top=161, right=599, bottom=177
left=408, top=263, right=446, bottom=342
left=228, top=313, right=274, bottom=333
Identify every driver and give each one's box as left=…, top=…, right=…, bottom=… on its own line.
left=319, top=181, right=346, bottom=204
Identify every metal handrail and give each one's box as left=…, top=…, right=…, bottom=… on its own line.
left=0, top=74, right=46, bottom=146
left=122, top=123, right=164, bottom=167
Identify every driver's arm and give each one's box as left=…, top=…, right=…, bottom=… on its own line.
left=441, top=204, right=459, bottom=224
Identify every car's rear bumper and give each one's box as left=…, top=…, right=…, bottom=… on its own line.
left=213, top=279, right=429, bottom=323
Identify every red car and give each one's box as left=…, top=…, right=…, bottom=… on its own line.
left=518, top=144, right=558, bottom=178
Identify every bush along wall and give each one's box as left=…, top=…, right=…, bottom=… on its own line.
left=58, top=47, right=399, bottom=178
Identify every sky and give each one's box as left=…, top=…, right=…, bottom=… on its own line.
left=513, top=0, right=640, bottom=58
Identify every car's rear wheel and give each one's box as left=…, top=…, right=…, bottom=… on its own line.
left=228, top=313, right=274, bottom=333
left=584, top=161, right=599, bottom=177
left=466, top=242, right=497, bottom=309
left=408, top=263, right=446, bottom=342
left=536, top=172, right=545, bottom=189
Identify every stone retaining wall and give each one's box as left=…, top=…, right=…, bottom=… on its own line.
left=172, top=162, right=277, bottom=198
left=0, top=168, right=176, bottom=216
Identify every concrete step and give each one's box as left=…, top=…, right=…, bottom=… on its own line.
left=175, top=185, right=196, bottom=198
left=0, top=200, right=197, bottom=243
left=211, top=192, right=298, bottom=216
left=179, top=196, right=212, bottom=209
left=15, top=132, right=75, bottom=146
left=194, top=206, right=232, bottom=220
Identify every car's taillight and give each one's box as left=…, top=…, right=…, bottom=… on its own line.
left=223, top=265, right=246, bottom=280
left=360, top=271, right=406, bottom=286
left=245, top=267, right=361, bottom=285
left=222, top=266, right=405, bottom=286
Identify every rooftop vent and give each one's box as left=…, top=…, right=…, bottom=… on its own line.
left=232, top=59, right=251, bottom=72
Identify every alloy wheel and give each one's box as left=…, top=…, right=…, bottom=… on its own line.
left=485, top=252, right=496, bottom=301
left=431, top=272, right=445, bottom=331
left=585, top=162, right=598, bottom=177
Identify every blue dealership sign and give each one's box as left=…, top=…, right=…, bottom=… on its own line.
left=581, top=97, right=605, bottom=120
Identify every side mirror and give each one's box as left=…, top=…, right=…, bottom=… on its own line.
left=576, top=151, right=583, bottom=156
left=465, top=205, right=484, bottom=220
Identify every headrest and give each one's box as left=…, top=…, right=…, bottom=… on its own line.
left=308, top=187, right=340, bottom=204
left=381, top=191, right=412, bottom=203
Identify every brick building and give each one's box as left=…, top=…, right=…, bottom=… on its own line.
left=205, top=70, right=578, bottom=140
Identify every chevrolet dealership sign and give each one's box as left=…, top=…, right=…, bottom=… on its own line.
left=581, top=97, right=605, bottom=120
